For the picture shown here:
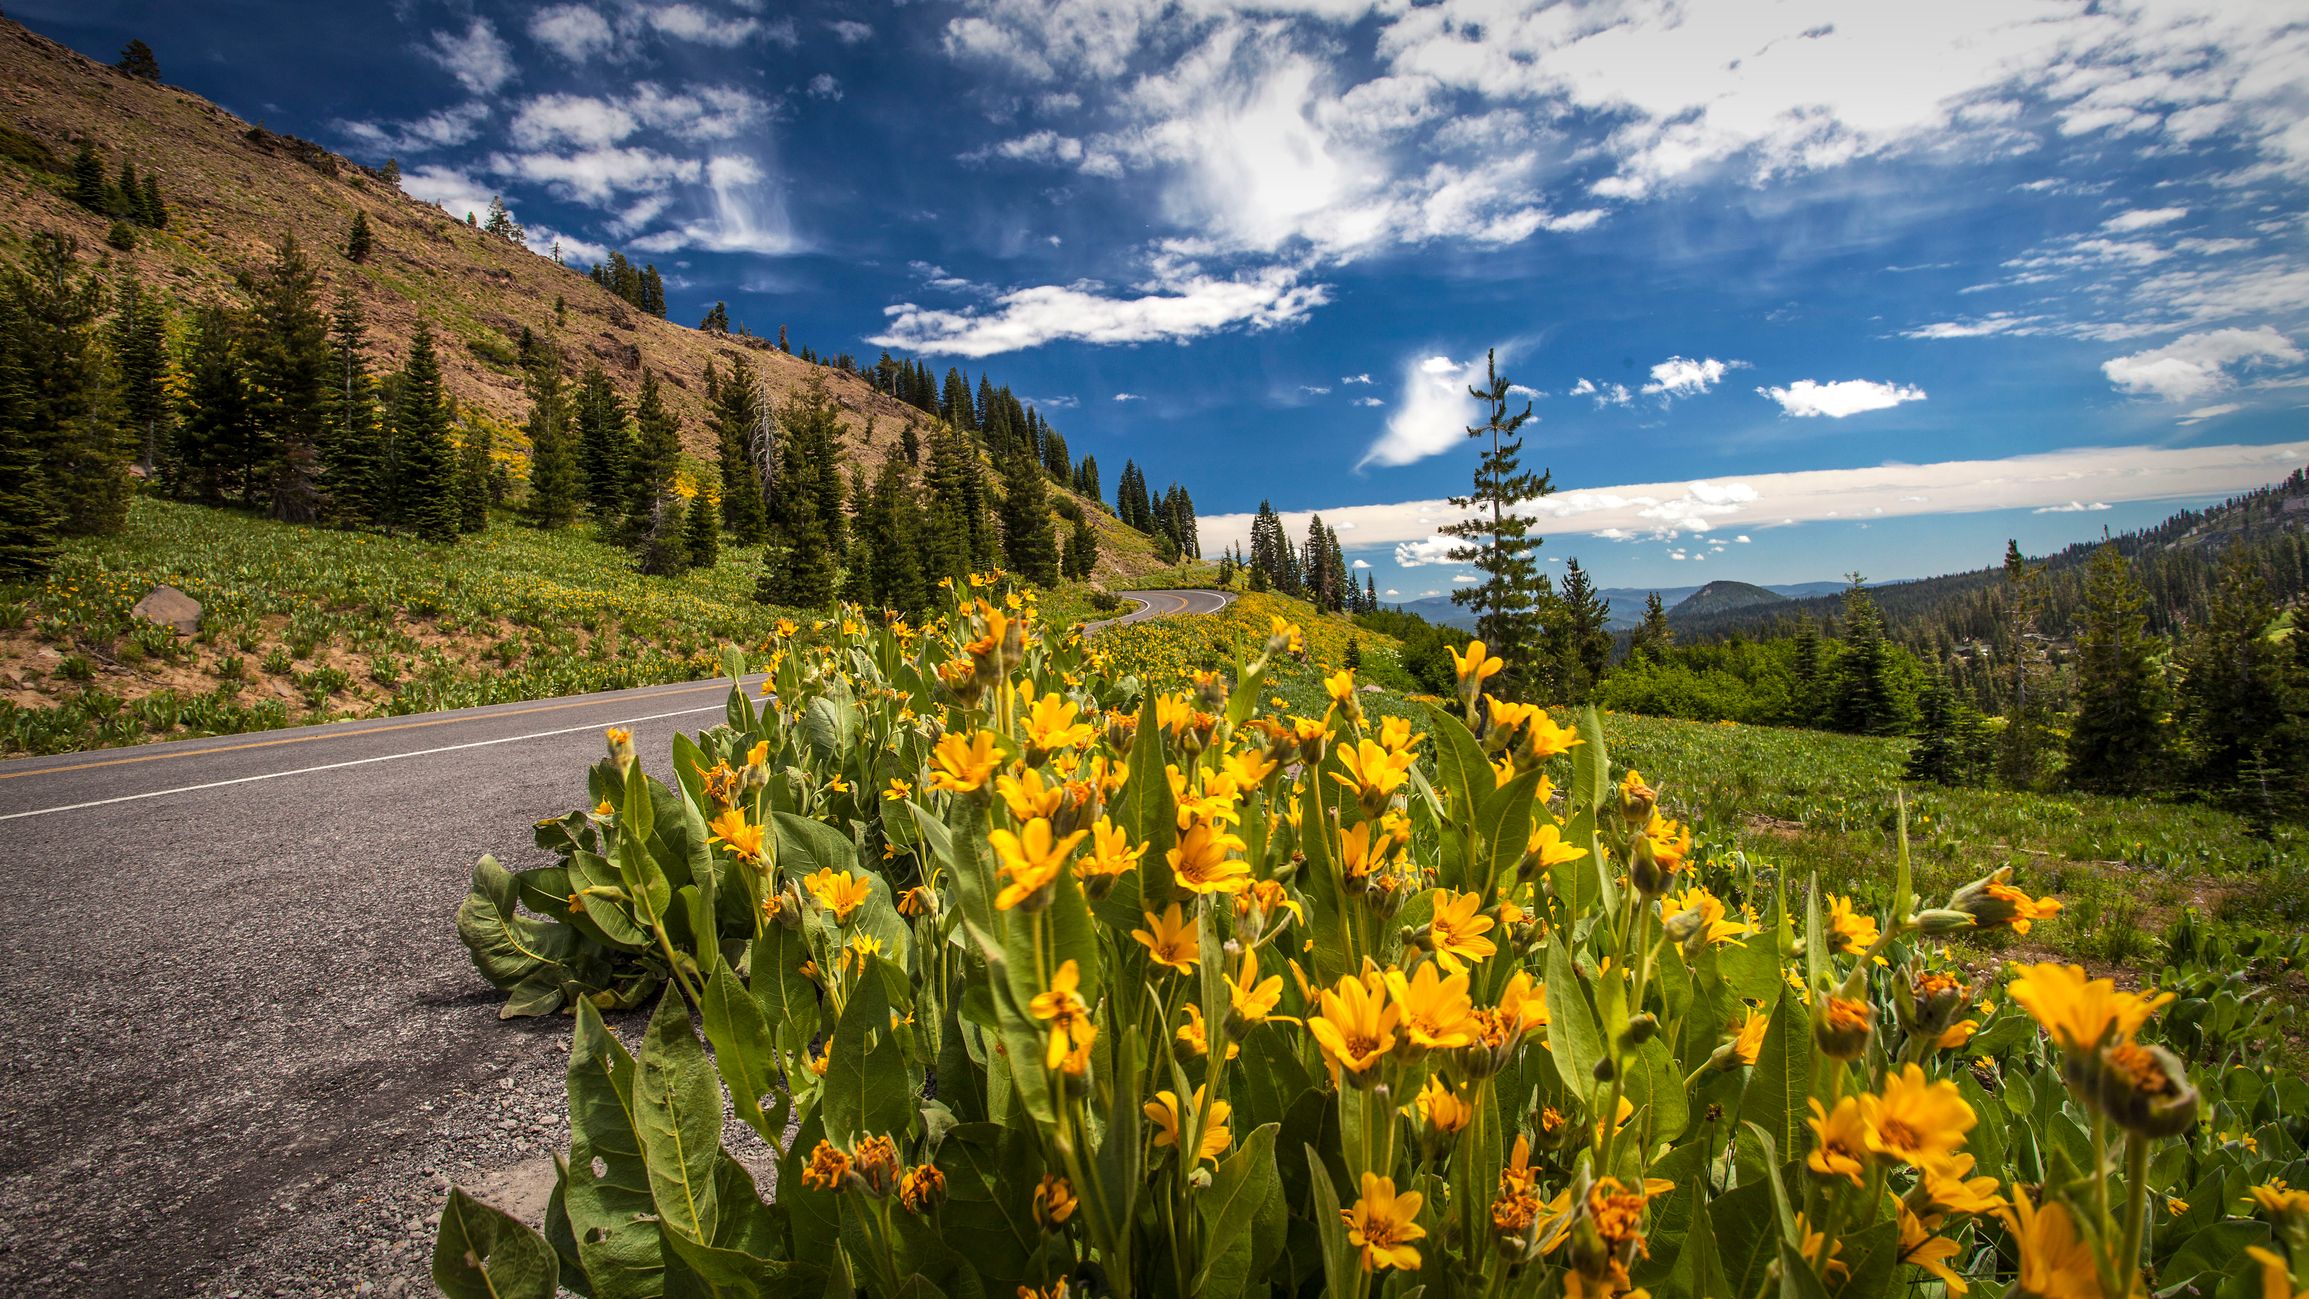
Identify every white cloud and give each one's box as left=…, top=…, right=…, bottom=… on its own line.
left=1902, top=312, right=2045, bottom=340
left=511, top=94, right=637, bottom=149
left=427, top=18, right=514, bottom=95
left=337, top=102, right=490, bottom=155
left=1113, top=392, right=1143, bottom=402
left=529, top=5, right=614, bottom=64
left=1343, top=373, right=1373, bottom=384
left=1204, top=440, right=2309, bottom=557
left=1351, top=558, right=1370, bottom=569
left=2034, top=500, right=2111, bottom=513
left=1300, top=384, right=1331, bottom=395
left=489, top=147, right=702, bottom=205
left=2102, top=327, right=2303, bottom=402
left=1757, top=379, right=1928, bottom=418
left=867, top=266, right=1329, bottom=358
left=527, top=226, right=610, bottom=267
left=2102, top=207, right=2188, bottom=233
left=1353, top=395, right=1383, bottom=407
left=808, top=74, right=843, bottom=101
left=626, top=154, right=803, bottom=256
left=649, top=5, right=762, bottom=46
left=1572, top=380, right=1631, bottom=407
left=1641, top=355, right=1737, bottom=398
left=828, top=20, right=874, bottom=45
left=1451, top=574, right=1479, bottom=584
left=2177, top=402, right=2244, bottom=426
left=399, top=165, right=498, bottom=224
left=1359, top=353, right=1489, bottom=469
left=1383, top=588, right=1400, bottom=597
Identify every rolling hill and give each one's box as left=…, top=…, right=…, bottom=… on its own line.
left=0, top=17, right=1178, bottom=582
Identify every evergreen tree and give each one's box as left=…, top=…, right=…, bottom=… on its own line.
left=1788, top=616, right=1824, bottom=727
left=854, top=461, right=929, bottom=615
left=177, top=304, right=251, bottom=504
left=482, top=195, right=524, bottom=244
left=758, top=375, right=847, bottom=607
left=389, top=325, right=458, bottom=542
left=640, top=266, right=665, bottom=318
left=2, top=234, right=129, bottom=536
left=899, top=421, right=920, bottom=467
left=684, top=488, right=720, bottom=569
left=117, top=39, right=161, bottom=81
left=574, top=363, right=630, bottom=518
left=924, top=420, right=994, bottom=579
left=520, top=345, right=580, bottom=529
left=1906, top=672, right=1978, bottom=786
left=1063, top=512, right=1098, bottom=580
left=71, top=142, right=109, bottom=213
left=109, top=272, right=170, bottom=476
left=345, top=209, right=373, bottom=262
left=380, top=158, right=401, bottom=187
left=1628, top=593, right=1674, bottom=662
left=248, top=232, right=329, bottom=521
left=1829, top=576, right=1910, bottom=736
left=1553, top=557, right=1613, bottom=700
left=998, top=441, right=1061, bottom=586
left=116, top=159, right=140, bottom=219
left=138, top=172, right=166, bottom=229
left=711, top=357, right=769, bottom=544
left=624, top=369, right=685, bottom=567
left=0, top=274, right=60, bottom=578
left=2176, top=551, right=2291, bottom=805
left=454, top=419, right=492, bottom=533
left=320, top=292, right=384, bottom=526
left=1996, top=541, right=2053, bottom=787
left=1440, top=349, right=1553, bottom=697
left=700, top=301, right=730, bottom=332
left=1075, top=454, right=1100, bottom=506
left=2064, top=543, right=2166, bottom=793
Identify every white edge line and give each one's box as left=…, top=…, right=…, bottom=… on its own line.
left=0, top=702, right=729, bottom=823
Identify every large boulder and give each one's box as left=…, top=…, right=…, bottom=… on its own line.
left=131, top=585, right=202, bottom=635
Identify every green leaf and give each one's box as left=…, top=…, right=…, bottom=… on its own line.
left=1197, top=1122, right=1282, bottom=1299
left=1304, top=1144, right=1354, bottom=1299
left=1117, top=693, right=1179, bottom=901
left=457, top=855, right=579, bottom=990
left=1735, top=988, right=1810, bottom=1180
left=702, top=964, right=781, bottom=1147
left=749, top=919, right=821, bottom=1049
left=1544, top=937, right=1604, bottom=1096
left=1419, top=701, right=1494, bottom=832
left=824, top=955, right=913, bottom=1145
left=566, top=1001, right=665, bottom=1296
left=433, top=1188, right=559, bottom=1299
left=634, top=990, right=725, bottom=1244
left=1476, top=766, right=1543, bottom=897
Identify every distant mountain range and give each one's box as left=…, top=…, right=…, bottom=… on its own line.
left=1394, top=580, right=1850, bottom=631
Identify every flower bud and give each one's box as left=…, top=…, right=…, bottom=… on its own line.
left=1913, top=908, right=1978, bottom=936
left=1661, top=906, right=1706, bottom=947
left=1629, top=834, right=1668, bottom=898
left=1813, top=993, right=1874, bottom=1060
left=2096, top=1040, right=2199, bottom=1138
left=605, top=726, right=636, bottom=771
left=1621, top=1013, right=1660, bottom=1049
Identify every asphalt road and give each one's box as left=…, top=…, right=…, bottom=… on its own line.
left=1080, top=586, right=1234, bottom=632
left=0, top=590, right=1233, bottom=1296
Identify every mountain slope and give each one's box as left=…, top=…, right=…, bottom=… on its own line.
left=1670, top=580, right=1790, bottom=620
left=0, top=18, right=1175, bottom=581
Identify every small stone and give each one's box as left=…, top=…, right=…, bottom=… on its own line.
left=131, top=585, right=202, bottom=635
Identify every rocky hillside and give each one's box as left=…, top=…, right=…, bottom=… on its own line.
left=0, top=17, right=1176, bottom=580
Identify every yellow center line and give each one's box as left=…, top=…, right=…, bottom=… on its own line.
left=0, top=680, right=734, bottom=782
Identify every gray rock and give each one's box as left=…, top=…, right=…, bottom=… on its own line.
left=131, top=585, right=201, bottom=635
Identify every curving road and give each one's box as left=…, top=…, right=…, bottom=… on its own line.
left=1081, top=586, right=1235, bottom=632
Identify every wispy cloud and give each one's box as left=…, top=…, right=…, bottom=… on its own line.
left=426, top=18, right=514, bottom=95
left=2102, top=327, right=2303, bottom=401
left=868, top=266, right=1329, bottom=358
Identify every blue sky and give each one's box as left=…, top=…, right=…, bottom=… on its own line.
left=30, top=0, right=2309, bottom=599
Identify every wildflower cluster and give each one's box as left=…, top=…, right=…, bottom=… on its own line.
left=445, top=590, right=2303, bottom=1299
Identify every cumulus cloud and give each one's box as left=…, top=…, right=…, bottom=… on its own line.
left=1757, top=379, right=1928, bottom=418
left=808, top=74, right=843, bottom=101
left=828, top=20, right=873, bottom=45
left=337, top=102, right=491, bottom=155
left=1203, top=440, right=2309, bottom=557
left=426, top=18, right=514, bottom=95
left=1642, top=355, right=1738, bottom=398
left=650, top=5, right=763, bottom=47
left=868, top=266, right=1330, bottom=358
left=2102, top=327, right=2303, bottom=401
left=399, top=165, right=499, bottom=224
left=1113, top=392, right=1143, bottom=401
left=529, top=5, right=614, bottom=64
left=1359, top=354, right=1491, bottom=470
left=2102, top=206, right=2189, bottom=233
left=1343, top=373, right=1373, bottom=384
left=488, top=146, right=701, bottom=205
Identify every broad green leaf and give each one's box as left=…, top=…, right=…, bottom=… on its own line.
left=1735, top=988, right=1810, bottom=1179
left=1476, top=765, right=1543, bottom=897
left=1544, top=937, right=1605, bottom=1097
left=1197, top=1121, right=1282, bottom=1299
left=634, top=990, right=725, bottom=1243
left=702, top=964, right=781, bottom=1146
left=566, top=1001, right=664, bottom=1296
left=433, top=1187, right=558, bottom=1299
left=1419, top=701, right=1494, bottom=834
left=824, top=955, right=913, bottom=1145
left=457, top=856, right=579, bottom=990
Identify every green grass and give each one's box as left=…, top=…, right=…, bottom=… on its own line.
left=0, top=496, right=801, bottom=754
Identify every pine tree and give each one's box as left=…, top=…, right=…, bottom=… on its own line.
left=2, top=233, right=129, bottom=536
left=2177, top=551, right=2289, bottom=803
left=138, top=172, right=166, bottom=228
left=2064, top=543, right=2166, bottom=793
left=1553, top=557, right=1613, bottom=700
left=520, top=346, right=580, bottom=529
left=1788, top=616, right=1824, bottom=727
left=899, top=421, right=920, bottom=467
left=109, top=272, right=170, bottom=476
left=1996, top=541, right=2053, bottom=788
left=248, top=232, right=329, bottom=522
left=998, top=441, right=1061, bottom=586
left=855, top=461, right=929, bottom=615
left=177, top=304, right=250, bottom=504
left=1064, top=512, right=1098, bottom=580
left=0, top=274, right=60, bottom=578
left=319, top=293, right=384, bottom=526
left=117, top=39, right=161, bottom=81
left=71, top=142, right=108, bottom=213
left=1440, top=349, right=1553, bottom=697
left=685, top=488, right=720, bottom=568
left=380, top=158, right=401, bottom=187
left=1629, top=593, right=1674, bottom=662
left=625, top=369, right=685, bottom=568
left=390, top=325, right=458, bottom=542
left=454, top=419, right=492, bottom=533
left=1905, top=673, right=1969, bottom=786
left=574, top=363, right=630, bottom=518
left=700, top=301, right=730, bottom=332
left=758, top=374, right=847, bottom=607
left=711, top=357, right=769, bottom=544
left=116, top=159, right=140, bottom=220
left=483, top=195, right=524, bottom=244
left=1830, top=576, right=1910, bottom=736
left=346, top=209, right=373, bottom=262
left=640, top=266, right=665, bottom=318
left=924, top=420, right=994, bottom=578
